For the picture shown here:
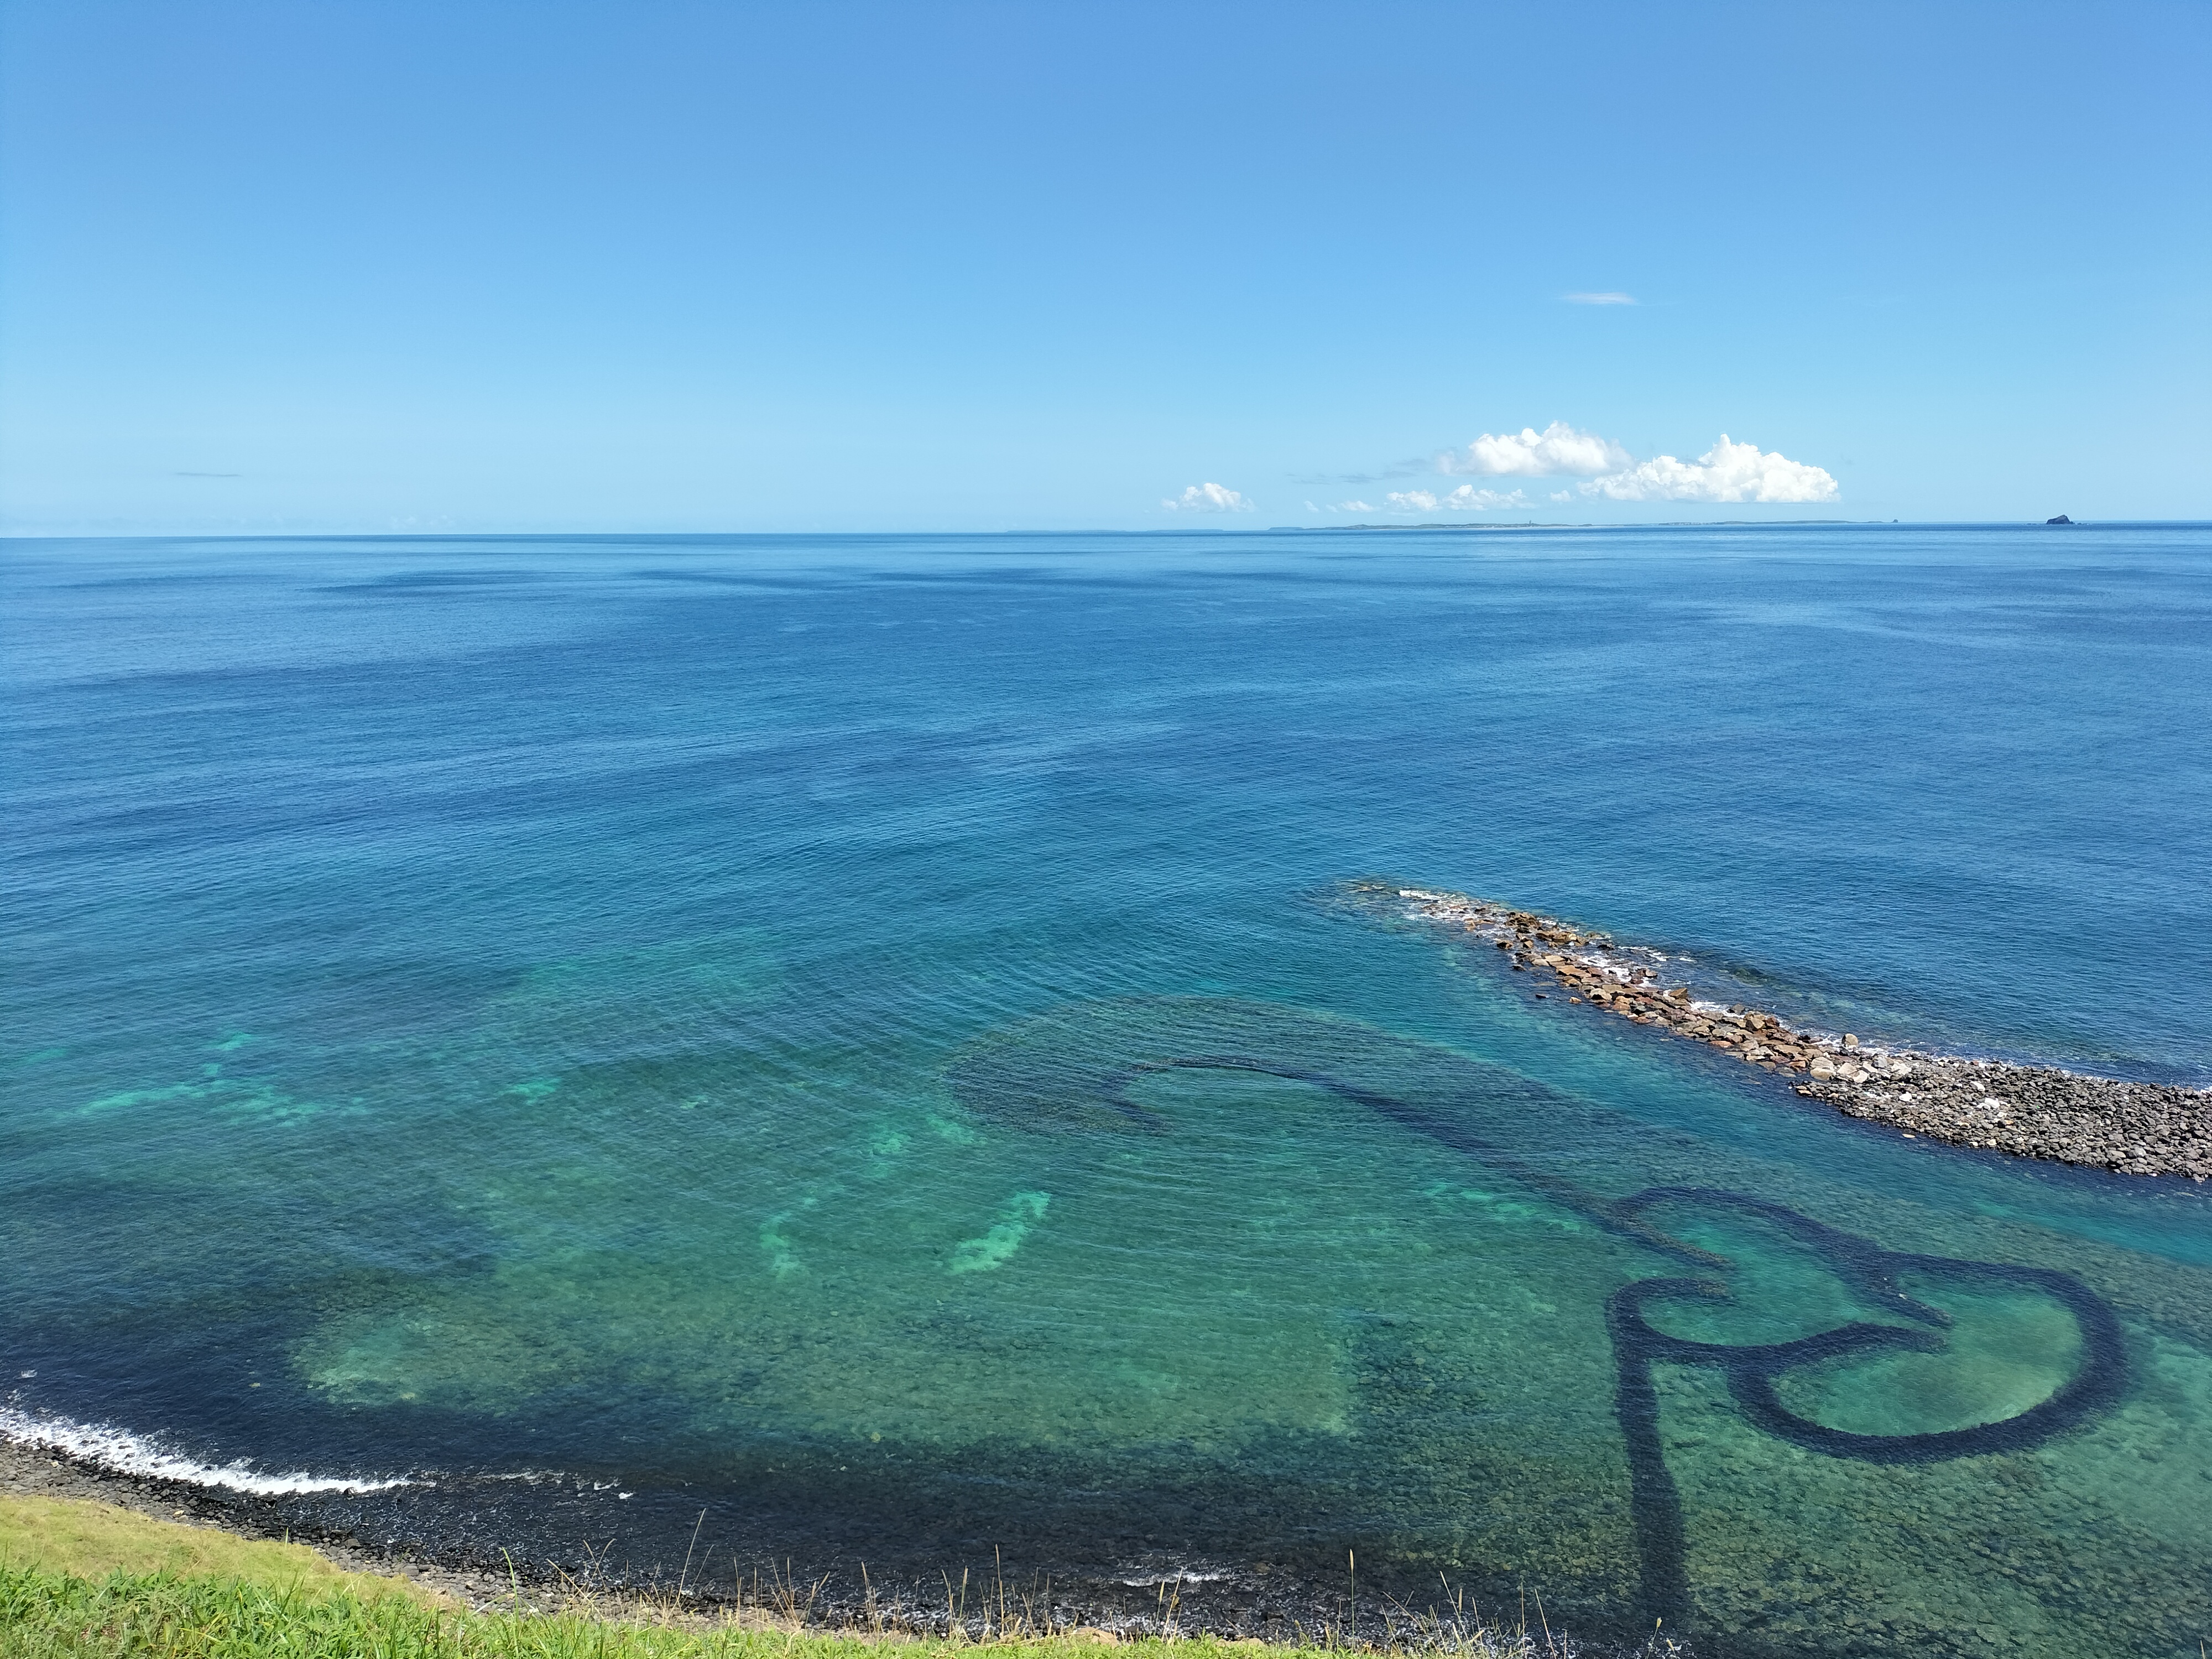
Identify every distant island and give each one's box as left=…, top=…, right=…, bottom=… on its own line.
left=2048, top=514, right=2074, bottom=524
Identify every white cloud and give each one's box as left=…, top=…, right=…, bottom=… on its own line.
left=1578, top=435, right=1839, bottom=503
left=1438, top=421, right=1630, bottom=478
left=1162, top=482, right=1253, bottom=513
left=1334, top=422, right=1840, bottom=513
left=1564, top=291, right=1637, bottom=305
left=1443, top=486, right=1528, bottom=510
left=1380, top=487, right=1530, bottom=513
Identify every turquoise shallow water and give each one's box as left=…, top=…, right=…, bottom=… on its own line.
left=4, top=527, right=2211, bottom=1656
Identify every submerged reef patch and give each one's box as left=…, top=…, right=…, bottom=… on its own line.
left=948, top=1191, right=1051, bottom=1274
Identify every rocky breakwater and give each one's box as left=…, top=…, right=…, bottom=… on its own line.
left=1369, top=883, right=2212, bottom=1182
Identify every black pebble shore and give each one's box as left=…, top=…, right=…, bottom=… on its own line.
left=1375, top=884, right=2212, bottom=1182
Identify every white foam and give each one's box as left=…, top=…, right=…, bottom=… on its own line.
left=0, top=1404, right=415, bottom=1496
left=1115, top=1564, right=1234, bottom=1586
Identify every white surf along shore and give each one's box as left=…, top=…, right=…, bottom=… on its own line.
left=0, top=1402, right=414, bottom=1496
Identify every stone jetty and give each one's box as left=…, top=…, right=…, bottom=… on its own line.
left=1369, top=883, right=2212, bottom=1181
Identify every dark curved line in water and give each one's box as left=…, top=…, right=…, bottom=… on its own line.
left=1104, top=1056, right=2129, bottom=1631
left=1107, top=1057, right=1729, bottom=1267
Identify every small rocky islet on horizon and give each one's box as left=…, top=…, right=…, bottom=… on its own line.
left=1356, top=881, right=2212, bottom=1181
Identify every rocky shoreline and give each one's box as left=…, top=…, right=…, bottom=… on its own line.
left=1377, top=884, right=2212, bottom=1182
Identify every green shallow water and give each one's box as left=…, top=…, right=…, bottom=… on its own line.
left=172, top=983, right=2211, bottom=1654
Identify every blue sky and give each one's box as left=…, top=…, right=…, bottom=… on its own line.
left=2, top=1, right=2205, bottom=534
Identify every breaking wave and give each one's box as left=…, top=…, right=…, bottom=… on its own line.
left=0, top=1404, right=415, bottom=1496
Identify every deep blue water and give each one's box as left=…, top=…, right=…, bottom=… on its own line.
left=4, top=527, right=2211, bottom=1656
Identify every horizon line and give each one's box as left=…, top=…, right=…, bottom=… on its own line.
left=6, top=519, right=2206, bottom=544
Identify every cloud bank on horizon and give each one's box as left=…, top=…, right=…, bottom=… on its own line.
left=1582, top=434, right=1839, bottom=504
left=1383, top=486, right=1531, bottom=514
left=1275, top=422, right=1838, bottom=515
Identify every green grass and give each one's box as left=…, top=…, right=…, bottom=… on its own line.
left=0, top=1496, right=1653, bottom=1658
left=0, top=1496, right=439, bottom=1604
left=0, top=1566, right=1118, bottom=1659
left=0, top=1567, right=1658, bottom=1659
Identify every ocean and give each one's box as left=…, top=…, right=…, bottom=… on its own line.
left=4, top=525, right=2210, bottom=1656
